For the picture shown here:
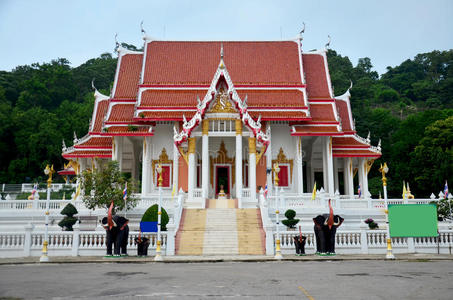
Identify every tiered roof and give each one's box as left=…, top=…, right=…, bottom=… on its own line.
left=62, top=37, right=380, bottom=159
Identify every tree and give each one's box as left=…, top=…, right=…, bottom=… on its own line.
left=413, top=116, right=453, bottom=195
left=79, top=160, right=138, bottom=210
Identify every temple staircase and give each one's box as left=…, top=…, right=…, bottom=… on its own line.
left=175, top=199, right=265, bottom=255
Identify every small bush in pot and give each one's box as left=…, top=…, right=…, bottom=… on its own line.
left=282, top=209, right=300, bottom=229
left=58, top=203, right=78, bottom=231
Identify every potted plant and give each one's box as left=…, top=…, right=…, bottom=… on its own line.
left=364, top=218, right=379, bottom=229
left=58, top=203, right=78, bottom=231
left=282, top=209, right=300, bottom=230
left=140, top=204, right=169, bottom=232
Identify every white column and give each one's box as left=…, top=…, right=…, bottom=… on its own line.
left=187, top=137, right=196, bottom=202
left=358, top=158, right=366, bottom=198
left=343, top=157, right=354, bottom=196
left=333, top=157, right=339, bottom=194
left=361, top=158, right=370, bottom=198
left=113, top=136, right=124, bottom=171
left=141, top=137, right=152, bottom=195
left=323, top=136, right=334, bottom=195
left=248, top=137, right=257, bottom=202
left=202, top=120, right=209, bottom=200
left=172, top=143, right=179, bottom=195
left=265, top=124, right=273, bottom=193
left=235, top=120, right=243, bottom=207
left=296, top=137, right=303, bottom=195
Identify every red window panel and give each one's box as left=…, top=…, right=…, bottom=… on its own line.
left=278, top=165, right=289, bottom=187
left=157, top=165, right=171, bottom=187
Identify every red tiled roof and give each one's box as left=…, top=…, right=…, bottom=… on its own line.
left=291, top=125, right=341, bottom=136
left=237, top=90, right=306, bottom=107
left=143, top=41, right=302, bottom=86
left=74, top=137, right=112, bottom=149
left=139, top=89, right=307, bottom=109
left=332, top=137, right=368, bottom=148
left=137, top=111, right=197, bottom=121
left=140, top=89, right=207, bottom=107
left=333, top=149, right=381, bottom=158
left=309, top=104, right=336, bottom=122
left=102, top=126, right=153, bottom=136
left=113, top=53, right=143, bottom=99
left=106, top=104, right=135, bottom=123
left=92, top=100, right=109, bottom=132
left=335, top=100, right=353, bottom=132
left=248, top=110, right=307, bottom=120
left=302, top=54, right=331, bottom=99
left=63, top=150, right=112, bottom=158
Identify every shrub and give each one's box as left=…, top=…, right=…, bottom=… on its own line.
left=141, top=204, right=169, bottom=231
left=58, top=203, right=78, bottom=231
left=364, top=218, right=379, bottom=229
left=60, top=203, right=78, bottom=217
left=282, top=209, right=299, bottom=229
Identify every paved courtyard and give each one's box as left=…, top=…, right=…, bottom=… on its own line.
left=1, top=260, right=452, bottom=299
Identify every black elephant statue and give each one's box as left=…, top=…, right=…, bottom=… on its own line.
left=313, top=199, right=344, bottom=255
left=101, top=202, right=129, bottom=257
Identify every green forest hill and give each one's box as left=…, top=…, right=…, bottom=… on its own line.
left=0, top=46, right=451, bottom=198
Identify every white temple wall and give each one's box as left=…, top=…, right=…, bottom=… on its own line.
left=152, top=124, right=175, bottom=160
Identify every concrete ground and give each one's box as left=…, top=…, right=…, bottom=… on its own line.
left=0, top=254, right=453, bottom=300
left=0, top=257, right=452, bottom=299
left=0, top=253, right=452, bottom=265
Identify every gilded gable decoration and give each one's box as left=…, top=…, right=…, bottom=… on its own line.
left=209, top=88, right=237, bottom=114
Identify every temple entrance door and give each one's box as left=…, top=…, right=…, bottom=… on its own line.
left=215, top=165, right=230, bottom=198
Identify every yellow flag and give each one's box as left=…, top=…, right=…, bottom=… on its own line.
left=402, top=181, right=407, bottom=200
left=171, top=184, right=176, bottom=200
left=312, top=182, right=317, bottom=200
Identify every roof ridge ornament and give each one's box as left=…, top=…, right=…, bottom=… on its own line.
left=325, top=35, right=331, bottom=50
left=219, top=43, right=225, bottom=69
left=62, top=140, right=67, bottom=152
left=140, top=21, right=146, bottom=36
left=114, top=33, right=120, bottom=53
left=91, top=78, right=96, bottom=91
left=73, top=132, right=78, bottom=145
left=299, top=22, right=306, bottom=41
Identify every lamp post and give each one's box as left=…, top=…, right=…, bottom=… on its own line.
left=154, top=163, right=163, bottom=261
left=274, top=163, right=282, bottom=259
left=40, top=164, right=54, bottom=262
left=379, top=162, right=395, bottom=259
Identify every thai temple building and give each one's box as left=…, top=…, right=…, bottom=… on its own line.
left=62, top=33, right=381, bottom=208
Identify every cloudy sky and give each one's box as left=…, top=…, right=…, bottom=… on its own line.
left=0, top=0, right=452, bottom=75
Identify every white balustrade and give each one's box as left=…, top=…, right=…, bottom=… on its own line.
left=0, top=229, right=167, bottom=257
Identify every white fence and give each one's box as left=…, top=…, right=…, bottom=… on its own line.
left=0, top=226, right=167, bottom=258
left=266, top=194, right=437, bottom=211
left=277, top=230, right=453, bottom=255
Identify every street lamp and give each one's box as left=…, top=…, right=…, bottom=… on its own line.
left=154, top=163, right=163, bottom=261
left=40, top=164, right=54, bottom=262
left=379, top=162, right=395, bottom=259
left=274, top=163, right=282, bottom=259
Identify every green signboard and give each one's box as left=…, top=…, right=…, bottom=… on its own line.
left=388, top=204, right=438, bottom=237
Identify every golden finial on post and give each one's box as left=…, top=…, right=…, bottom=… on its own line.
left=379, top=162, right=388, bottom=187
left=44, top=164, right=55, bottom=188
